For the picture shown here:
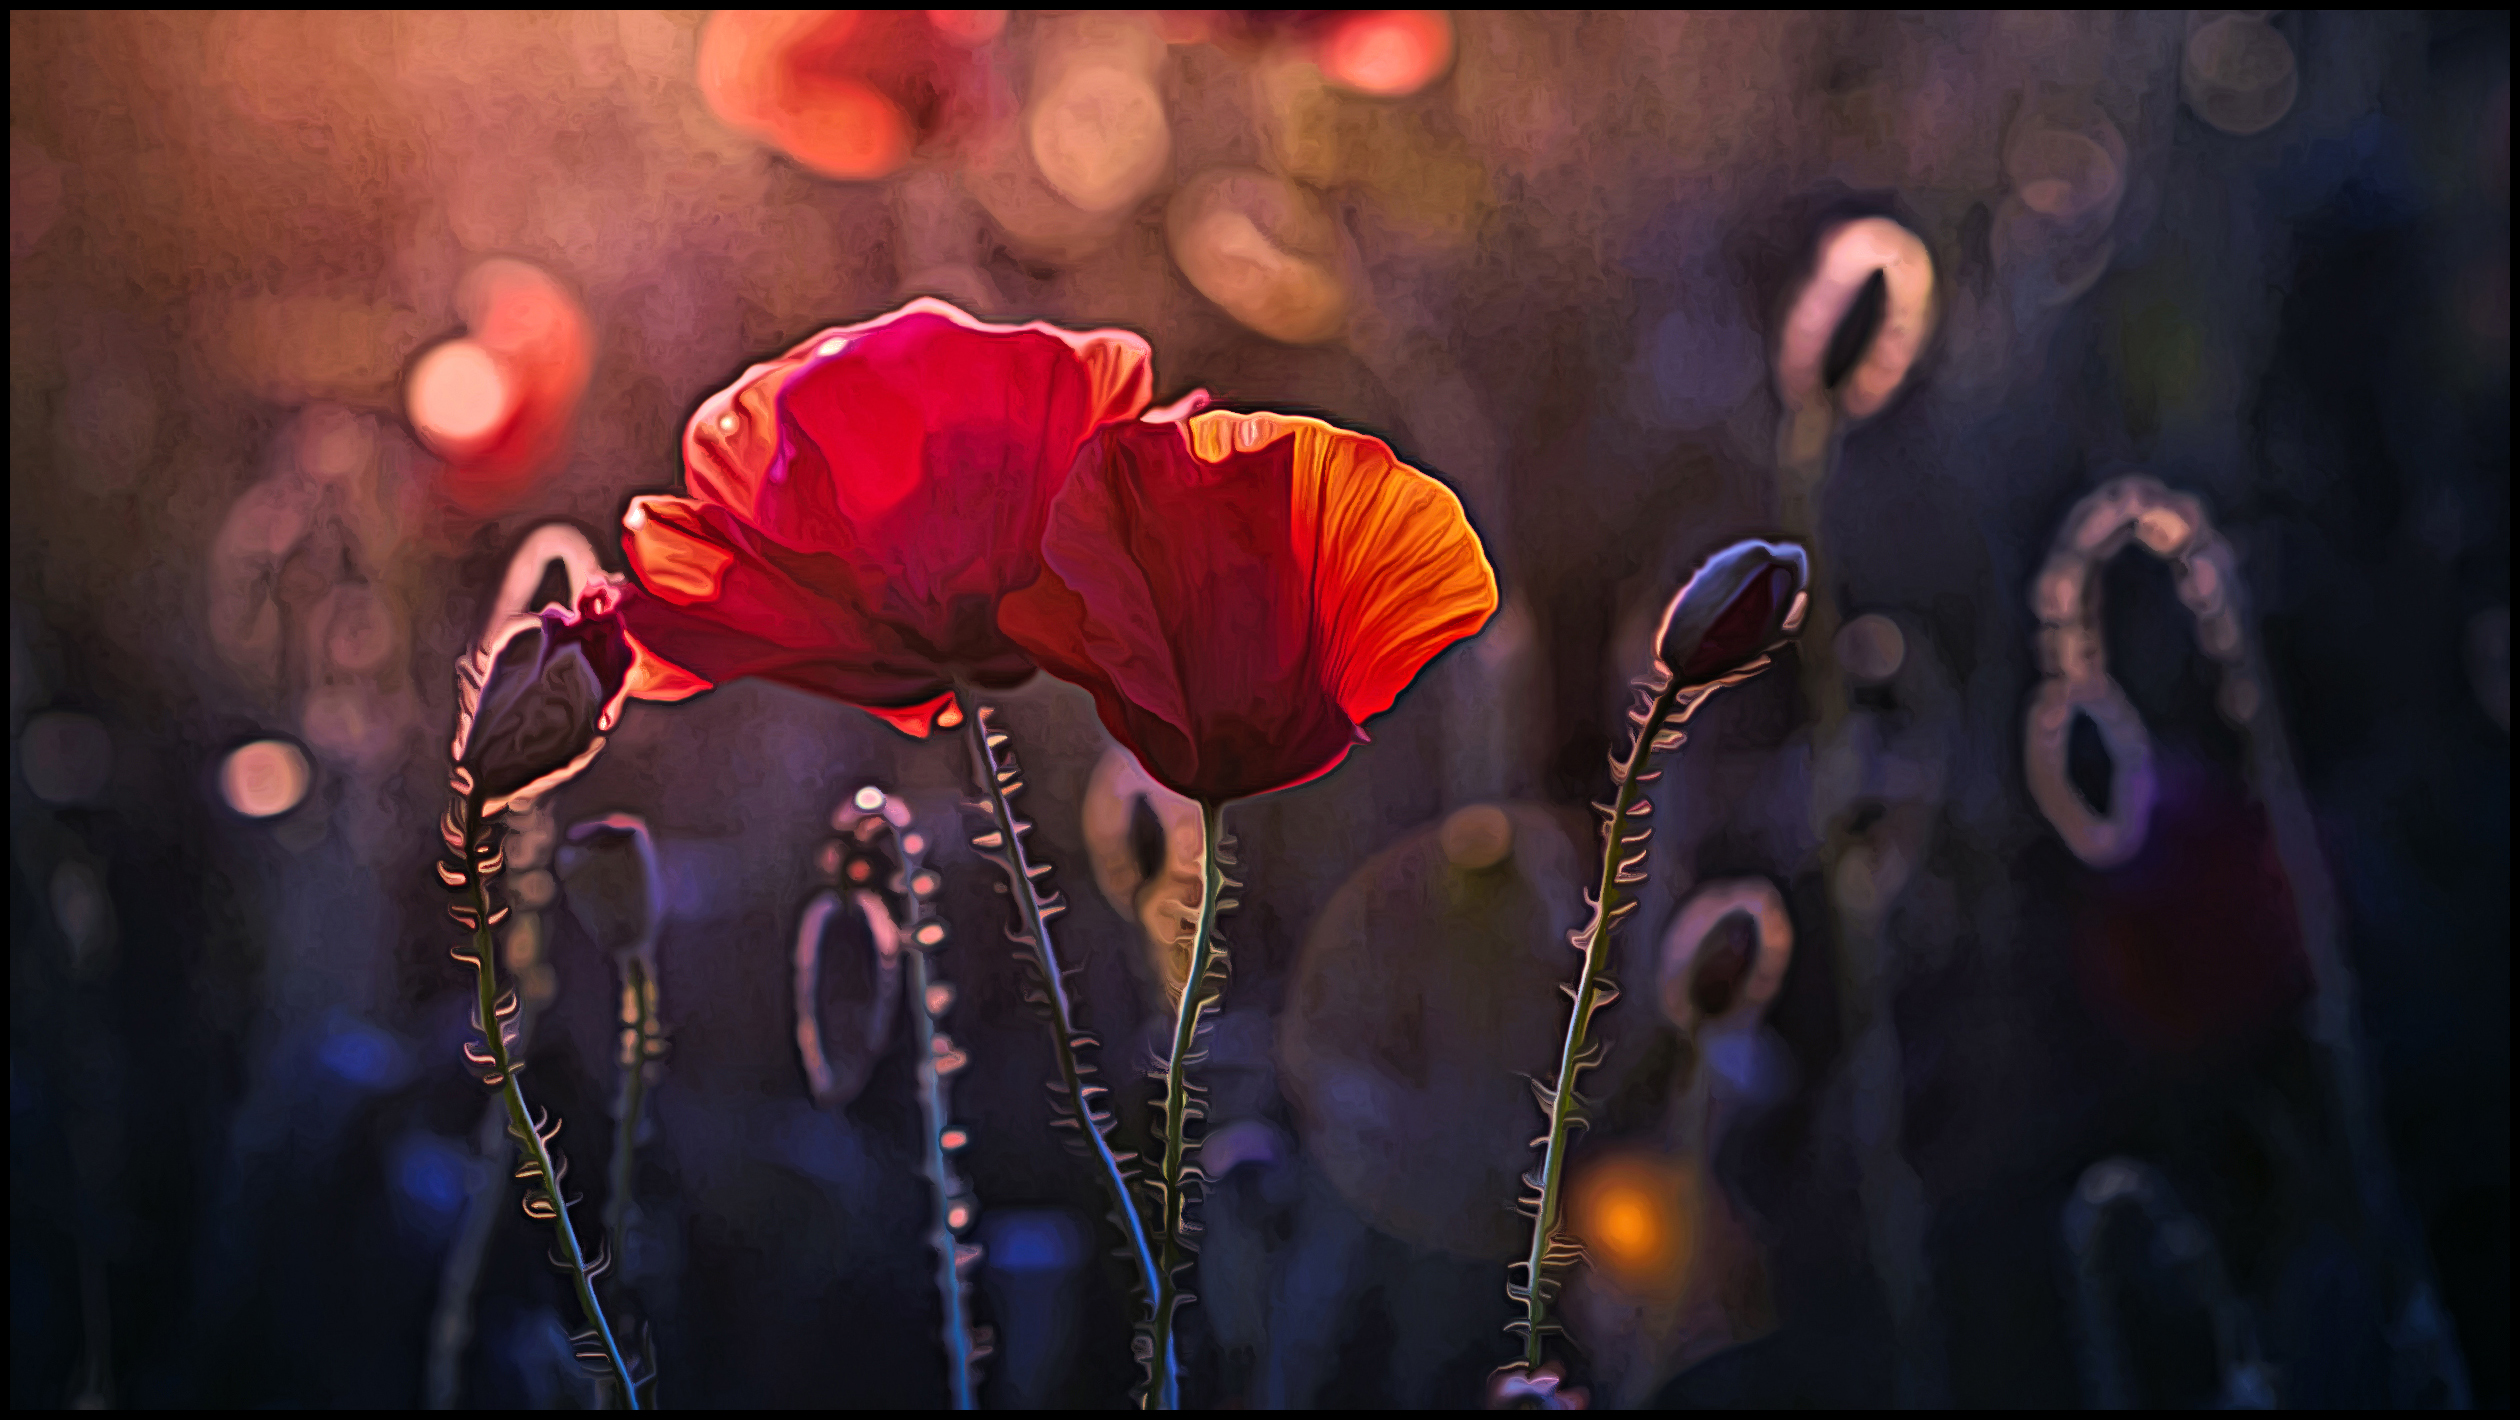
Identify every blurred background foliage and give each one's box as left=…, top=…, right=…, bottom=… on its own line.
left=9, top=9, right=2509, bottom=1409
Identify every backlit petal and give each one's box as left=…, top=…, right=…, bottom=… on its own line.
left=1005, top=410, right=1495, bottom=802
left=616, top=495, right=961, bottom=718
left=1190, top=411, right=1498, bottom=725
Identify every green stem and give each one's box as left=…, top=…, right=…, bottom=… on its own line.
left=1149, top=801, right=1227, bottom=1411
left=463, top=802, right=639, bottom=1409
left=958, top=708, right=1167, bottom=1400
left=606, top=953, right=653, bottom=1291
left=1518, top=677, right=1686, bottom=1370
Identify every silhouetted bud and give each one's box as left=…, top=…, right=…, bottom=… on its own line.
left=558, top=813, right=662, bottom=957
left=452, top=586, right=636, bottom=815
left=1653, top=540, right=1810, bottom=686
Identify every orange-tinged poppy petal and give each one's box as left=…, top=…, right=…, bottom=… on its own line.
left=622, top=496, right=737, bottom=602
left=1188, top=411, right=1499, bottom=726
left=1002, top=410, right=1495, bottom=803
left=862, top=690, right=960, bottom=738
left=621, top=627, right=714, bottom=703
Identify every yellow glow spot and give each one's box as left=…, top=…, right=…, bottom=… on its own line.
left=407, top=340, right=513, bottom=453
left=221, top=739, right=310, bottom=818
left=717, top=412, right=741, bottom=434
left=934, top=702, right=963, bottom=728
left=853, top=785, right=887, bottom=813
left=816, top=337, right=847, bottom=357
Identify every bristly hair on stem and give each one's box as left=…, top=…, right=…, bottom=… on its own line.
left=959, top=703, right=1170, bottom=1405
left=439, top=773, right=644, bottom=1408
left=830, top=786, right=991, bottom=1408
left=1145, top=800, right=1235, bottom=1412
left=1501, top=539, right=1807, bottom=1391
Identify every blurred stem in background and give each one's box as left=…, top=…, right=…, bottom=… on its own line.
left=425, top=1098, right=513, bottom=1409
left=960, top=704, right=1168, bottom=1405
left=1148, top=801, right=1231, bottom=1411
left=1775, top=219, right=1949, bottom=1407
left=606, top=952, right=659, bottom=1296
left=836, top=785, right=986, bottom=1408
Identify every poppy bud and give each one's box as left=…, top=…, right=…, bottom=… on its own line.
left=452, top=591, right=636, bottom=816
left=1652, top=540, right=1811, bottom=687
left=558, top=813, right=662, bottom=958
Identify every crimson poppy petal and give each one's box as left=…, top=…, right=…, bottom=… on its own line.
left=675, top=301, right=1155, bottom=672
left=617, top=494, right=965, bottom=727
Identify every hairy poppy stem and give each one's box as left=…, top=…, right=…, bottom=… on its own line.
left=958, top=706, right=1167, bottom=1401
left=1516, top=676, right=1686, bottom=1370
left=606, top=952, right=657, bottom=1294
left=458, top=800, right=640, bottom=1409
left=1150, top=801, right=1228, bottom=1411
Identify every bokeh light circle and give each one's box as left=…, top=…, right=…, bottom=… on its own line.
left=406, top=339, right=514, bottom=453
left=1316, top=11, right=1455, bottom=98
left=221, top=738, right=312, bottom=818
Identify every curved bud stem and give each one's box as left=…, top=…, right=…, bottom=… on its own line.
left=958, top=706, right=1166, bottom=1402
left=458, top=797, right=639, bottom=1408
left=1148, top=800, right=1228, bottom=1411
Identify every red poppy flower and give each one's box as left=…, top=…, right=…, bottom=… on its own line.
left=613, top=299, right=1156, bottom=735
left=997, top=409, right=1497, bottom=804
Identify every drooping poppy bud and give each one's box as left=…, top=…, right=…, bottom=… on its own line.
left=558, top=812, right=663, bottom=958
left=452, top=586, right=638, bottom=816
left=1652, top=540, right=1810, bottom=688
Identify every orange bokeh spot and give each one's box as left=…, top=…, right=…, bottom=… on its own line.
left=1315, top=10, right=1454, bottom=98
left=769, top=74, right=912, bottom=180
left=1567, top=1151, right=1697, bottom=1297
left=697, top=9, right=982, bottom=182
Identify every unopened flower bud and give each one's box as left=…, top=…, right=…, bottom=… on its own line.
left=452, top=586, right=636, bottom=815
left=1653, top=540, right=1811, bottom=686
